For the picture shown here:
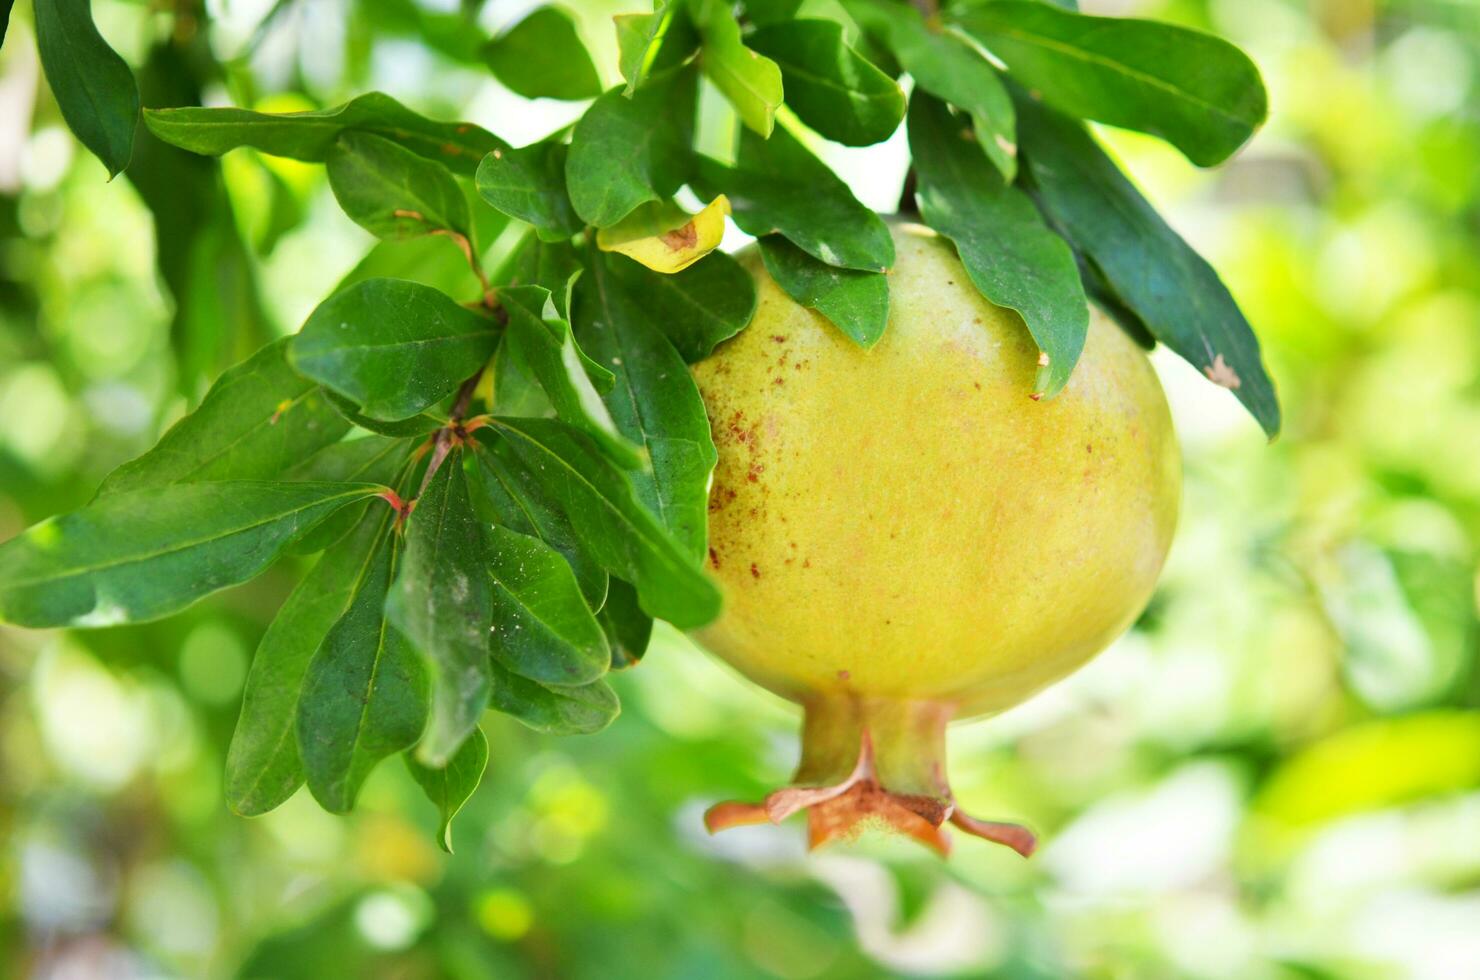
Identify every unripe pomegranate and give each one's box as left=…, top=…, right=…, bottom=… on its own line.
left=693, top=223, right=1180, bottom=856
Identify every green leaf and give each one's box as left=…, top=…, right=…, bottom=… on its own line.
left=566, top=68, right=697, bottom=227
left=691, top=0, right=784, bottom=137
left=405, top=725, right=488, bottom=853
left=33, top=0, right=140, bottom=177
left=226, top=505, right=396, bottom=815
left=840, top=0, right=1017, bottom=179
left=599, top=578, right=653, bottom=669
left=482, top=6, right=603, bottom=101
left=743, top=0, right=803, bottom=27
left=598, top=250, right=755, bottom=363
left=327, top=131, right=471, bottom=241
left=486, top=524, right=610, bottom=686
left=387, top=454, right=495, bottom=766
left=487, top=660, right=619, bottom=735
left=615, top=1, right=699, bottom=96
left=298, top=518, right=428, bottom=812
left=500, top=284, right=643, bottom=469
left=475, top=140, right=582, bottom=243
left=98, top=339, right=349, bottom=496
left=0, top=481, right=378, bottom=629
left=950, top=1, right=1266, bottom=166
left=502, top=235, right=584, bottom=302
left=698, top=125, right=893, bottom=273
left=469, top=442, right=609, bottom=611
left=322, top=390, right=445, bottom=438
left=577, top=255, right=718, bottom=559
left=747, top=19, right=905, bottom=147
left=285, top=435, right=411, bottom=556
left=290, top=278, right=498, bottom=422
left=756, top=235, right=889, bottom=347
left=336, top=199, right=510, bottom=297
left=908, top=93, right=1086, bottom=397
left=144, top=92, right=505, bottom=176
left=1015, top=93, right=1280, bottom=435
left=475, top=419, right=721, bottom=628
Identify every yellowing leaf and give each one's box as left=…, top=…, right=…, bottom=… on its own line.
left=595, top=195, right=731, bottom=274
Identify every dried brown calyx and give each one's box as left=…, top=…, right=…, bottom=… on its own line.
left=704, top=697, right=1036, bottom=857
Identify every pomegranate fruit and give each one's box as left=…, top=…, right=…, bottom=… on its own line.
left=692, top=223, right=1181, bottom=855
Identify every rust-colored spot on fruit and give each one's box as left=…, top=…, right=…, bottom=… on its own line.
left=750, top=563, right=761, bottom=579
left=708, top=547, right=721, bottom=567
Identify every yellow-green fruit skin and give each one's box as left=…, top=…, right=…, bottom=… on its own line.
left=692, top=225, right=1180, bottom=719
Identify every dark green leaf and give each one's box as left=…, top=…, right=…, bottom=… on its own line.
left=33, top=0, right=140, bottom=177
left=285, top=435, right=411, bottom=555
left=743, top=0, right=803, bottom=27
left=226, top=505, right=395, bottom=815
left=487, top=660, right=619, bottom=735
left=336, top=192, right=510, bottom=297
left=98, top=339, right=349, bottom=496
left=469, top=446, right=609, bottom=611
left=951, top=1, right=1267, bottom=166
left=298, top=519, right=427, bottom=812
left=482, top=6, right=602, bottom=101
left=327, top=131, right=471, bottom=240
left=290, top=278, right=498, bottom=422
left=144, top=92, right=505, bottom=176
left=600, top=578, right=653, bottom=669
left=909, top=94, right=1086, bottom=397
left=499, top=284, right=641, bottom=468
left=502, top=235, right=584, bottom=300
left=566, top=68, right=697, bottom=227
left=476, top=419, right=721, bottom=628
left=578, top=255, right=718, bottom=559
left=475, top=140, right=582, bottom=242
left=691, top=0, right=783, bottom=137
left=405, top=726, right=488, bottom=853
left=615, top=0, right=698, bottom=96
left=698, top=125, right=893, bottom=273
left=486, top=524, right=609, bottom=686
left=748, top=19, right=905, bottom=147
left=322, top=390, right=445, bottom=438
left=841, top=0, right=1017, bottom=179
left=756, top=235, right=889, bottom=347
left=387, top=454, right=494, bottom=765
left=0, top=481, right=379, bottom=628
left=1015, top=93, right=1280, bottom=434
left=598, top=250, right=755, bottom=363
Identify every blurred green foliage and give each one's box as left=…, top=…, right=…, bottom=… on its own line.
left=2, top=0, right=1479, bottom=977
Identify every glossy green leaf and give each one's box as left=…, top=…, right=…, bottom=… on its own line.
left=1015, top=93, right=1280, bottom=434
left=290, top=278, right=498, bottom=422
left=841, top=0, right=1017, bottom=179
left=487, top=660, right=619, bottom=735
left=475, top=140, right=582, bottom=242
left=336, top=198, right=510, bottom=297
left=469, top=446, right=608, bottom=611
left=951, top=1, right=1267, bottom=166
left=33, top=0, right=140, bottom=177
left=405, top=725, right=488, bottom=853
left=756, top=235, right=889, bottom=347
left=482, top=6, right=603, bottom=101
left=226, top=505, right=396, bottom=815
left=285, top=435, right=411, bottom=556
left=600, top=578, right=653, bottom=669
left=98, top=339, right=349, bottom=496
left=743, top=0, right=803, bottom=27
left=144, top=92, right=505, bottom=176
left=486, top=523, right=610, bottom=686
left=615, top=0, right=698, bottom=96
left=0, top=481, right=378, bottom=629
left=748, top=19, right=905, bottom=147
left=322, top=390, right=445, bottom=438
left=566, top=68, right=697, bottom=227
left=699, top=125, right=893, bottom=273
left=298, top=519, right=428, bottom=812
left=500, top=285, right=642, bottom=469
left=387, top=454, right=495, bottom=766
left=327, top=131, right=471, bottom=240
left=476, top=419, right=721, bottom=628
left=691, top=0, right=783, bottom=137
left=577, top=255, right=718, bottom=559
left=908, top=94, right=1086, bottom=397
left=598, top=250, right=755, bottom=363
